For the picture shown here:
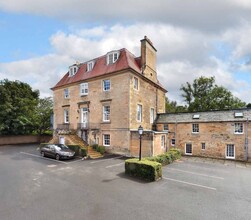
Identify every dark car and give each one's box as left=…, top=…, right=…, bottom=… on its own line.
left=40, top=144, right=75, bottom=160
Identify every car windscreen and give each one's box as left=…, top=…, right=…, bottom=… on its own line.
left=56, top=145, right=69, bottom=151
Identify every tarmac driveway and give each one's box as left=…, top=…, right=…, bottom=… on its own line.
left=0, top=144, right=251, bottom=220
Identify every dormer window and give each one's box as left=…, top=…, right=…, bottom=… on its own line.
left=69, top=65, right=78, bottom=77
left=107, top=51, right=120, bottom=65
left=87, top=60, right=95, bottom=72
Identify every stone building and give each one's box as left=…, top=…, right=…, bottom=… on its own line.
left=155, top=108, right=251, bottom=161
left=51, top=36, right=167, bottom=156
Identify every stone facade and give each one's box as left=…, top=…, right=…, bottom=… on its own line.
left=52, top=37, right=167, bottom=156
left=155, top=109, right=251, bottom=161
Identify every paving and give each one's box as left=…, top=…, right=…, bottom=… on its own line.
left=0, top=144, right=251, bottom=220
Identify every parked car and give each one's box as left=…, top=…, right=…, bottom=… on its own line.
left=40, top=144, right=75, bottom=160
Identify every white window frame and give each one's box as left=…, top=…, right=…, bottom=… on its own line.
left=185, top=143, right=192, bottom=155
left=161, top=135, right=165, bottom=148
left=226, top=144, right=235, bottom=159
left=171, top=139, right=175, bottom=146
left=107, top=51, right=119, bottom=64
left=103, top=134, right=110, bottom=146
left=80, top=83, right=88, bottom=95
left=150, top=108, right=154, bottom=124
left=133, top=77, right=139, bottom=90
left=201, top=142, right=206, bottom=150
left=103, top=79, right=110, bottom=91
left=64, top=109, right=69, bottom=124
left=69, top=66, right=78, bottom=77
left=103, top=105, right=110, bottom=122
left=192, top=123, right=199, bottom=133
left=137, top=104, right=142, bottom=122
left=163, top=124, right=169, bottom=131
left=64, top=88, right=69, bottom=99
left=234, top=123, right=243, bottom=134
left=87, top=61, right=95, bottom=72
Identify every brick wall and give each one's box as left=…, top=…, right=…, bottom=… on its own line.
left=0, top=135, right=52, bottom=145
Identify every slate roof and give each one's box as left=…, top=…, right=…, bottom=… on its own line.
left=51, top=48, right=166, bottom=91
left=156, top=108, right=251, bottom=123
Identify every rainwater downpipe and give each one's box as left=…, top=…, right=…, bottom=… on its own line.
left=245, top=118, right=249, bottom=161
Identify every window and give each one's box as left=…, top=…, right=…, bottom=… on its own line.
left=103, top=105, right=110, bottom=122
left=137, top=104, right=142, bottom=122
left=103, top=134, right=110, bottom=146
left=161, top=135, right=165, bottom=148
left=234, top=112, right=243, bottom=118
left=226, top=144, right=235, bottom=159
left=103, top=79, right=110, bottom=91
left=134, top=77, right=139, bottom=90
left=150, top=108, right=154, bottom=124
left=107, top=51, right=119, bottom=64
left=69, top=65, right=78, bottom=77
left=193, top=114, right=200, bottom=119
left=234, top=123, right=243, bottom=134
left=201, top=143, right=206, bottom=150
left=192, top=124, right=199, bottom=133
left=64, top=109, right=69, bottom=123
left=80, top=83, right=88, bottom=95
left=171, top=139, right=175, bottom=146
left=64, top=88, right=69, bottom=99
left=185, top=143, right=192, bottom=155
left=163, top=124, right=169, bottom=131
left=87, top=61, right=95, bottom=72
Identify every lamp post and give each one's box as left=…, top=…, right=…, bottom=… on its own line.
left=138, top=125, right=143, bottom=161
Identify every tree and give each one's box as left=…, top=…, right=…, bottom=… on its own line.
left=0, top=79, right=39, bottom=135
left=33, top=97, right=53, bottom=135
left=180, top=76, right=246, bottom=112
left=247, top=103, right=251, bottom=108
left=165, top=97, right=187, bottom=113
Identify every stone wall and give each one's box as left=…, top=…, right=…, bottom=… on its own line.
left=0, top=135, right=52, bottom=145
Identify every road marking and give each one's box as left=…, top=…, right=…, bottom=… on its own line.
left=162, top=177, right=217, bottom=191
left=168, top=168, right=224, bottom=180
left=106, top=162, right=124, bottom=168
left=20, top=152, right=67, bottom=164
left=90, top=156, right=123, bottom=164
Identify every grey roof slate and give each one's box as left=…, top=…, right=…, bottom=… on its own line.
left=156, top=108, right=251, bottom=123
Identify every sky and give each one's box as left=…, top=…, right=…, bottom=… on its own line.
left=0, top=0, right=251, bottom=105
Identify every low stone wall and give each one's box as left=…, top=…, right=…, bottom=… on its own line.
left=0, top=135, right=52, bottom=145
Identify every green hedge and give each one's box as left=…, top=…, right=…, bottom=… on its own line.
left=80, top=148, right=87, bottom=157
left=67, top=145, right=81, bottom=156
left=145, top=148, right=181, bottom=166
left=91, top=144, right=106, bottom=155
left=125, top=159, right=162, bottom=181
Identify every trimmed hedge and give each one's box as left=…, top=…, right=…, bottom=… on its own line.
left=67, top=145, right=80, bottom=156
left=80, top=148, right=87, bottom=157
left=125, top=159, right=162, bottom=181
left=91, top=144, right=106, bottom=155
left=145, top=148, right=181, bottom=166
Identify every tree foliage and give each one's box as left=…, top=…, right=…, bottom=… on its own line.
left=0, top=79, right=53, bottom=136
left=33, top=97, right=53, bottom=135
left=180, top=76, right=246, bottom=112
left=165, top=97, right=187, bottom=113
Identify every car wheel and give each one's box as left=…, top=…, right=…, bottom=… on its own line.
left=41, top=152, right=45, bottom=157
left=55, top=154, right=60, bottom=160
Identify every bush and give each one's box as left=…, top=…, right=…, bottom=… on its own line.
left=91, top=144, right=99, bottom=150
left=67, top=145, right=80, bottom=156
left=144, top=148, right=181, bottom=166
left=97, top=145, right=106, bottom=155
left=125, top=159, right=162, bottom=181
left=80, top=148, right=87, bottom=157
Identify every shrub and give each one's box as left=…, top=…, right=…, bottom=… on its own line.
left=169, top=148, right=182, bottom=160
left=97, top=145, right=106, bottom=155
left=67, top=145, right=80, bottom=156
left=91, top=144, right=99, bottom=150
left=80, top=148, right=87, bottom=157
left=125, top=159, right=162, bottom=181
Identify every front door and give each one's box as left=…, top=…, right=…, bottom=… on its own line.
left=81, top=108, right=88, bottom=129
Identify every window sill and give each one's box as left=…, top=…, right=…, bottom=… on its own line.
left=80, top=94, right=88, bottom=97
left=101, top=121, right=111, bottom=124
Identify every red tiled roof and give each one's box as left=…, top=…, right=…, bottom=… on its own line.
left=52, top=48, right=142, bottom=90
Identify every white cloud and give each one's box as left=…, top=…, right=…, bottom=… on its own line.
left=1, top=0, right=251, bottom=32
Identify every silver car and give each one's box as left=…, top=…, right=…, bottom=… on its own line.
left=40, top=144, right=75, bottom=160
